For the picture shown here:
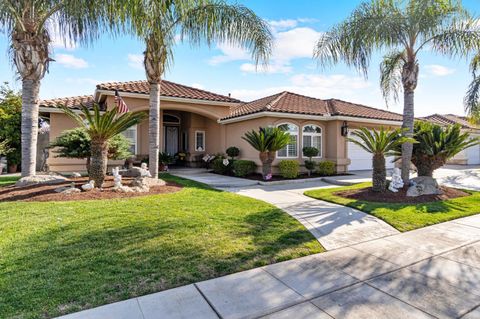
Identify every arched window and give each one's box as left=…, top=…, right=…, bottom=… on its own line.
left=277, top=123, right=298, bottom=158
left=302, top=124, right=322, bottom=157
left=163, top=114, right=180, bottom=124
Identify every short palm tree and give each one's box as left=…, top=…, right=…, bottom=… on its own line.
left=242, top=127, right=290, bottom=180
left=408, top=121, right=479, bottom=177
left=348, top=127, right=413, bottom=192
left=128, top=0, right=272, bottom=179
left=60, top=104, right=147, bottom=187
left=314, top=0, right=480, bottom=185
left=0, top=1, right=123, bottom=177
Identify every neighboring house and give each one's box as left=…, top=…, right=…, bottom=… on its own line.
left=40, top=80, right=406, bottom=173
left=421, top=114, right=480, bottom=165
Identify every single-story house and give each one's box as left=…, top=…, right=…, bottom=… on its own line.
left=39, top=80, right=475, bottom=174
left=421, top=114, right=480, bottom=165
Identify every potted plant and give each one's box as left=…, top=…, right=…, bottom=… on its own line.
left=159, top=152, right=174, bottom=171
left=6, top=149, right=20, bottom=173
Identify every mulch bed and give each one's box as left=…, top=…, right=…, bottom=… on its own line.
left=0, top=176, right=182, bottom=202
left=335, top=186, right=470, bottom=204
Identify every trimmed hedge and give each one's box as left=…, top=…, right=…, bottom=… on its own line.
left=233, top=160, right=256, bottom=177
left=278, top=160, right=300, bottom=179
left=318, top=161, right=336, bottom=176
left=212, top=158, right=231, bottom=175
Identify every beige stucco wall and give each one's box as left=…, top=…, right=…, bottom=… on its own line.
left=224, top=117, right=401, bottom=173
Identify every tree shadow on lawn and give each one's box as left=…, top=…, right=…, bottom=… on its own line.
left=1, top=207, right=319, bottom=318
left=348, top=197, right=469, bottom=214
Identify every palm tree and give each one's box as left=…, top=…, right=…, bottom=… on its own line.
left=0, top=1, right=123, bottom=177
left=242, top=127, right=290, bottom=180
left=314, top=0, right=480, bottom=185
left=408, top=121, right=479, bottom=177
left=129, top=0, right=272, bottom=179
left=465, top=53, right=480, bottom=118
left=348, top=127, right=412, bottom=192
left=60, top=104, right=146, bottom=187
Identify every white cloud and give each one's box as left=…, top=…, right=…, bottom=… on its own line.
left=208, top=43, right=250, bottom=65
left=231, top=73, right=371, bottom=101
left=240, top=63, right=292, bottom=74
left=424, top=64, right=455, bottom=76
left=127, top=54, right=144, bottom=70
left=50, top=32, right=76, bottom=51
left=267, top=19, right=298, bottom=31
left=54, top=54, right=88, bottom=69
left=191, top=83, right=205, bottom=90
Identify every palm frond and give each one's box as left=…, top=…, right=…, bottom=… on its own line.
left=380, top=50, right=405, bottom=104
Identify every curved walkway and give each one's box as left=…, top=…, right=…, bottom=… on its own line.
left=172, top=169, right=399, bottom=250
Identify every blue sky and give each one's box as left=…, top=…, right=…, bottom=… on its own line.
left=0, top=0, right=478, bottom=116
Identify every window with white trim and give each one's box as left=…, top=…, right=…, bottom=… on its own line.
left=195, top=131, right=205, bottom=152
left=302, top=125, right=322, bottom=157
left=122, top=125, right=137, bottom=154
left=277, top=123, right=298, bottom=158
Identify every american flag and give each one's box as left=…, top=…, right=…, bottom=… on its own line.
left=115, top=90, right=129, bottom=114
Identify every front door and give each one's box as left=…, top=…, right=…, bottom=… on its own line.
left=165, top=126, right=179, bottom=155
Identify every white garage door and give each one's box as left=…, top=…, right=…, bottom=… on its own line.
left=348, top=131, right=395, bottom=171
left=467, top=141, right=480, bottom=165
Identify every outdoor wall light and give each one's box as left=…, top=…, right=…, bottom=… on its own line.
left=341, top=121, right=349, bottom=137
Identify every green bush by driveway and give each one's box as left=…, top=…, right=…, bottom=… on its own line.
left=0, top=174, right=323, bottom=319
left=305, top=182, right=480, bottom=232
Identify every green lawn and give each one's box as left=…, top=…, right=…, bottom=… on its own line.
left=0, top=175, right=20, bottom=186
left=305, top=182, right=480, bottom=232
left=0, top=174, right=323, bottom=319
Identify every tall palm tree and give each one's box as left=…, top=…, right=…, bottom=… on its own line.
left=0, top=0, right=123, bottom=177
left=348, top=127, right=413, bottom=192
left=314, top=0, right=480, bottom=185
left=465, top=53, right=480, bottom=119
left=129, top=0, right=272, bottom=179
left=242, top=127, right=290, bottom=180
left=61, top=104, right=146, bottom=187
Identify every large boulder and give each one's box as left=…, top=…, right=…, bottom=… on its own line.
left=119, top=167, right=142, bottom=177
left=15, top=175, right=68, bottom=187
left=406, top=176, right=442, bottom=197
left=132, top=177, right=166, bottom=188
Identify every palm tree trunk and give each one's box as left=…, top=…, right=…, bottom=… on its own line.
left=149, top=81, right=160, bottom=179
left=372, top=153, right=386, bottom=192
left=90, top=139, right=108, bottom=188
left=21, top=79, right=40, bottom=177
left=400, top=61, right=418, bottom=185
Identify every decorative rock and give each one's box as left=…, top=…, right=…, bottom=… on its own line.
left=55, top=182, right=80, bottom=194
left=81, top=180, right=95, bottom=191
left=15, top=175, right=68, bottom=187
left=388, top=168, right=404, bottom=193
left=406, top=176, right=442, bottom=197
left=120, top=167, right=143, bottom=177
left=132, top=176, right=166, bottom=188
left=71, top=172, right=82, bottom=178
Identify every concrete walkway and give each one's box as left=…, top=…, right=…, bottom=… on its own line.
left=170, top=168, right=399, bottom=250
left=223, top=181, right=399, bottom=250
left=57, top=214, right=480, bottom=319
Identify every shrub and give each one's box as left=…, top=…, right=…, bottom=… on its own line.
left=304, top=160, right=316, bottom=174
left=232, top=160, right=256, bottom=177
left=302, top=146, right=319, bottom=158
left=317, top=161, right=336, bottom=176
left=278, top=160, right=299, bottom=178
left=226, top=146, right=240, bottom=159
left=212, top=157, right=232, bottom=175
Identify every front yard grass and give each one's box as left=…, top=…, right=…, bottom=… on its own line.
left=305, top=182, right=480, bottom=232
left=0, top=175, right=19, bottom=186
left=0, top=174, right=323, bottom=319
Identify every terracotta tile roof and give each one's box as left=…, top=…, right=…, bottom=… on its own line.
left=223, top=91, right=403, bottom=122
left=421, top=114, right=480, bottom=130
left=96, top=80, right=241, bottom=103
left=40, top=95, right=95, bottom=110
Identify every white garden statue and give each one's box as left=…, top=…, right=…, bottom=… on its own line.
left=140, top=162, right=152, bottom=177
left=112, top=167, right=123, bottom=189
left=388, top=167, right=404, bottom=192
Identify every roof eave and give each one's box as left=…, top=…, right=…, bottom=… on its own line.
left=95, top=89, right=240, bottom=107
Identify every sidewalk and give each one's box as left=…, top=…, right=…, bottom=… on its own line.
left=57, top=214, right=480, bottom=319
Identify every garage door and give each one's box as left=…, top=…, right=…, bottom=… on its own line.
left=348, top=131, right=395, bottom=171
left=467, top=141, right=480, bottom=165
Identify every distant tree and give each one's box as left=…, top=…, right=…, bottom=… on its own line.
left=0, top=83, right=21, bottom=168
